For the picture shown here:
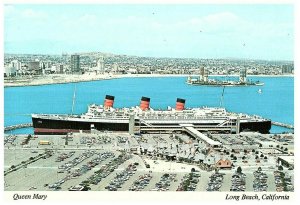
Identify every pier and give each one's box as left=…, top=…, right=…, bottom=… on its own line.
left=4, top=123, right=33, bottom=132
left=272, top=121, right=294, bottom=129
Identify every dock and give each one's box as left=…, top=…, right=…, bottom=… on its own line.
left=4, top=123, right=33, bottom=132
left=272, top=121, right=294, bottom=129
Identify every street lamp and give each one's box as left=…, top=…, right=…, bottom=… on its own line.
left=23, top=165, right=28, bottom=177
left=14, top=145, right=17, bottom=160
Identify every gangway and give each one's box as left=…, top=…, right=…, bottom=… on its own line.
left=181, top=124, right=221, bottom=147
left=140, top=119, right=153, bottom=127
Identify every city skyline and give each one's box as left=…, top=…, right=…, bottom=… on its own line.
left=4, top=4, right=294, bottom=61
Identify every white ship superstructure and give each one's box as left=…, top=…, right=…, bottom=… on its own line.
left=32, top=96, right=271, bottom=135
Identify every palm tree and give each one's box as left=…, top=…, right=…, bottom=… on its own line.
left=237, top=166, right=242, bottom=174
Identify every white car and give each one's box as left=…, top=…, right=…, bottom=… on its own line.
left=29, top=186, right=37, bottom=190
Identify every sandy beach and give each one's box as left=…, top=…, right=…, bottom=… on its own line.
left=4, top=73, right=294, bottom=88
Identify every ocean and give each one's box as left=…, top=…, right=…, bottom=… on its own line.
left=4, top=76, right=294, bottom=134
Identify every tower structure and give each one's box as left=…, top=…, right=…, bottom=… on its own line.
left=200, top=67, right=208, bottom=82
left=97, top=56, right=105, bottom=74
left=71, top=54, right=80, bottom=73
left=239, top=68, right=247, bottom=83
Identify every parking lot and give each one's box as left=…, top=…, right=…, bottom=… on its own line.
left=4, top=132, right=294, bottom=192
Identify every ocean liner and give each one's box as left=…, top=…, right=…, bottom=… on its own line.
left=32, top=95, right=271, bottom=135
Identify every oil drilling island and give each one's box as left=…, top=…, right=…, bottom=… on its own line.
left=187, top=67, right=264, bottom=86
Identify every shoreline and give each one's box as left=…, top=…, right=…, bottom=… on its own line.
left=4, top=73, right=294, bottom=88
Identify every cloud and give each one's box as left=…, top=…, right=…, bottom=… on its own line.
left=3, top=6, right=293, bottom=60
left=202, top=12, right=240, bottom=24
left=21, top=9, right=47, bottom=19
left=4, top=5, right=18, bottom=21
left=5, top=6, right=48, bottom=22
left=246, top=22, right=293, bottom=38
left=78, top=14, right=98, bottom=26
left=4, top=5, right=16, bottom=15
left=174, top=12, right=243, bottom=34
left=169, top=11, right=292, bottom=39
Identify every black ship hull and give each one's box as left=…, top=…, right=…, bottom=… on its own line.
left=32, top=117, right=129, bottom=135
left=240, top=121, right=271, bottom=134
left=32, top=116, right=271, bottom=135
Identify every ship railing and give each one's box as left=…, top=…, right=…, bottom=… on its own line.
left=42, top=114, right=130, bottom=120
left=229, top=112, right=268, bottom=120
left=139, top=125, right=234, bottom=129
left=140, top=126, right=234, bottom=131
left=88, top=115, right=130, bottom=120
left=141, top=116, right=228, bottom=120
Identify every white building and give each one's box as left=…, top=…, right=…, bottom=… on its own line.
left=10, top=60, right=22, bottom=71
left=4, top=66, right=17, bottom=77
left=96, top=56, right=105, bottom=74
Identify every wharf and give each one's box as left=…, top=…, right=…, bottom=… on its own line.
left=271, top=121, right=294, bottom=129
left=4, top=123, right=33, bottom=132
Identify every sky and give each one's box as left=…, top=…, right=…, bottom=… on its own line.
left=4, top=4, right=294, bottom=60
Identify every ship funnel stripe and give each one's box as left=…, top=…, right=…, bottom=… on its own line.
left=176, top=98, right=186, bottom=103
left=141, top=97, right=150, bottom=102
left=105, top=95, right=115, bottom=100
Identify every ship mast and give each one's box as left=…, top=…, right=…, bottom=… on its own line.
left=219, top=86, right=225, bottom=108
left=71, top=85, right=76, bottom=114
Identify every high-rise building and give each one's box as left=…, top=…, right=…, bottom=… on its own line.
left=10, top=60, right=21, bottom=71
left=59, top=64, right=64, bottom=74
left=97, top=56, right=104, bottom=73
left=28, top=61, right=40, bottom=71
left=4, top=66, right=17, bottom=77
left=258, top=67, right=265, bottom=75
left=113, top=63, right=118, bottom=72
left=281, top=65, right=294, bottom=74
left=71, top=55, right=80, bottom=73
left=28, top=61, right=41, bottom=74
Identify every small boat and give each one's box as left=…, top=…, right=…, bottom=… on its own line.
left=258, top=89, right=262, bottom=94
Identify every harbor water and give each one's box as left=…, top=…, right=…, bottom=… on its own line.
left=4, top=76, right=294, bottom=134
